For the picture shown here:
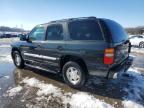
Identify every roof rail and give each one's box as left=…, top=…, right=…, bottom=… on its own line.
left=88, top=16, right=97, bottom=19
left=69, top=16, right=96, bottom=21
left=45, top=16, right=97, bottom=24
left=49, top=19, right=68, bottom=23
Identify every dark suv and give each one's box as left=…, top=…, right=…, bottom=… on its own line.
left=11, top=17, right=133, bottom=88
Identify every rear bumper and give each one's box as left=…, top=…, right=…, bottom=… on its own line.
left=107, top=56, right=133, bottom=79
left=88, top=56, right=133, bottom=79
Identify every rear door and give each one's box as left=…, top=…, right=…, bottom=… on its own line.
left=102, top=19, right=130, bottom=64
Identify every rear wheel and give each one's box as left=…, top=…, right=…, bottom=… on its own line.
left=62, top=61, right=86, bottom=88
left=12, top=51, right=25, bottom=68
left=139, top=42, right=144, bottom=48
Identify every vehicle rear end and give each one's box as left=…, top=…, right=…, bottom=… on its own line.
left=99, top=18, right=133, bottom=78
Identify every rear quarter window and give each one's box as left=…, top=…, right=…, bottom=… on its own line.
left=68, top=20, right=103, bottom=40
left=103, top=19, right=128, bottom=43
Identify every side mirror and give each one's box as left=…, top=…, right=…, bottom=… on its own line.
left=19, top=34, right=27, bottom=41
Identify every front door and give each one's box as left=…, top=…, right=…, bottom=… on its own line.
left=20, top=25, right=46, bottom=63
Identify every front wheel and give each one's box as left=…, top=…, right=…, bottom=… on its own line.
left=12, top=51, right=25, bottom=69
left=139, top=42, right=144, bottom=48
left=62, top=61, right=86, bottom=88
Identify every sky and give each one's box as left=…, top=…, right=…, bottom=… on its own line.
left=0, top=0, right=144, bottom=30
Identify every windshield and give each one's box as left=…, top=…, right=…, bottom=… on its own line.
left=104, top=19, right=129, bottom=43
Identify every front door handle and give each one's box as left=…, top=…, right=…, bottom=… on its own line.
left=30, top=46, right=37, bottom=49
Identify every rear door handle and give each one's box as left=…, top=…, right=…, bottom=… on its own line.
left=37, top=44, right=42, bottom=48
left=57, top=46, right=63, bottom=50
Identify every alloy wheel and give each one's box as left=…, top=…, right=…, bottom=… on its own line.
left=66, top=67, right=81, bottom=85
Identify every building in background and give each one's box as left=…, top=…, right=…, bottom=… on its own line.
left=141, top=29, right=144, bottom=35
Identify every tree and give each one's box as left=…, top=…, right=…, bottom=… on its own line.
left=125, top=26, right=144, bottom=35
left=0, top=26, right=25, bottom=32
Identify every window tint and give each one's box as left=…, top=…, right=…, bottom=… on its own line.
left=68, top=20, right=103, bottom=40
left=104, top=19, right=128, bottom=43
left=46, top=24, right=63, bottom=40
left=99, top=19, right=112, bottom=42
left=29, top=26, right=45, bottom=41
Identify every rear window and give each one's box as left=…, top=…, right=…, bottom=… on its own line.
left=104, top=19, right=128, bottom=43
left=68, top=20, right=103, bottom=40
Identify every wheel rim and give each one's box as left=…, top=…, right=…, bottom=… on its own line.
left=15, top=54, right=21, bottom=66
left=142, top=43, right=144, bottom=48
left=66, top=67, right=81, bottom=85
left=140, top=43, right=144, bottom=48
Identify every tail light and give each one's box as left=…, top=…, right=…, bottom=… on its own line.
left=104, top=48, right=114, bottom=65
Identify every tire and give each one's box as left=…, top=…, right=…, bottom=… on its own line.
left=62, top=61, right=86, bottom=88
left=12, top=51, right=25, bottom=69
left=139, top=42, right=144, bottom=48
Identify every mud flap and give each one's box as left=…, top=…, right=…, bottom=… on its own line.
left=107, top=56, right=133, bottom=79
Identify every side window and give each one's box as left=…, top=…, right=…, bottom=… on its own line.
left=46, top=24, right=63, bottom=40
left=29, top=26, right=46, bottom=41
left=68, top=20, right=103, bottom=40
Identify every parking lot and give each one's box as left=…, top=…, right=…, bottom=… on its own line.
left=0, top=38, right=144, bottom=108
